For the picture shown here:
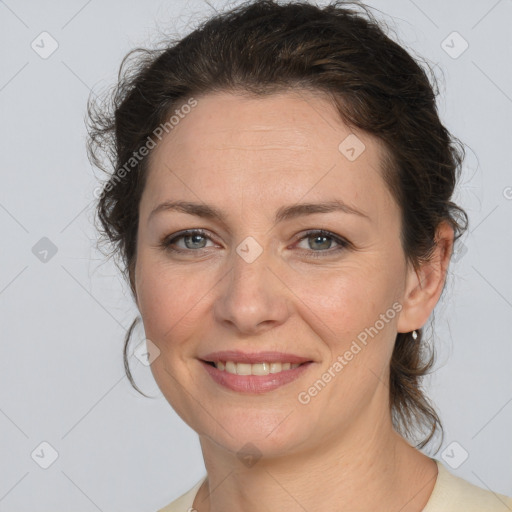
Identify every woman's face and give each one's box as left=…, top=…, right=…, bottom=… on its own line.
left=134, top=90, right=422, bottom=457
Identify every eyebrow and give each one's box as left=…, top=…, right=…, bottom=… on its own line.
left=148, top=199, right=371, bottom=225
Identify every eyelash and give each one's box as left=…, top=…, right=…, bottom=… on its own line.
left=160, top=229, right=350, bottom=259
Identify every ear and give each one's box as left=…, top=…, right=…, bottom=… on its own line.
left=396, top=221, right=454, bottom=334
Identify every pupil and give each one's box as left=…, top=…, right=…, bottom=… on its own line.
left=187, top=234, right=205, bottom=249
left=312, top=235, right=330, bottom=250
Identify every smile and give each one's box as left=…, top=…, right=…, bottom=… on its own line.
left=200, top=359, right=313, bottom=393
left=209, top=361, right=303, bottom=375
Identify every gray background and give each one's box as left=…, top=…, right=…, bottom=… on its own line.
left=0, top=0, right=511, bottom=510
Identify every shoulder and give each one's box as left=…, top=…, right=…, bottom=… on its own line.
left=156, top=476, right=206, bottom=512
left=423, top=459, right=512, bottom=512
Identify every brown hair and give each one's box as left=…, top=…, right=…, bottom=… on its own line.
left=87, top=0, right=468, bottom=451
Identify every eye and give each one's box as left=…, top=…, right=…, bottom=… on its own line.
left=160, top=228, right=350, bottom=258
left=294, top=229, right=350, bottom=258
left=161, top=229, right=216, bottom=253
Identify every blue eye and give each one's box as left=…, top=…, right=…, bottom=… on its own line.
left=295, top=229, right=350, bottom=258
left=162, top=229, right=213, bottom=252
left=161, top=228, right=350, bottom=258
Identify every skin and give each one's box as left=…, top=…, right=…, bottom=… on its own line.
left=133, top=90, right=454, bottom=512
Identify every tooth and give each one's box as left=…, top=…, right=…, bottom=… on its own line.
left=282, top=363, right=291, bottom=370
left=251, top=362, right=270, bottom=375
left=269, top=362, right=283, bottom=373
left=217, top=361, right=225, bottom=371
left=225, top=361, right=237, bottom=374
left=236, top=363, right=252, bottom=375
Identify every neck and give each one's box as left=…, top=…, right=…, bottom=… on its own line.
left=194, top=400, right=438, bottom=512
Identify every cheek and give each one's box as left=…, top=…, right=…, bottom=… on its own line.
left=135, top=253, right=205, bottom=345
left=135, top=255, right=208, bottom=423
left=290, top=266, right=395, bottom=342
left=287, top=264, right=400, bottom=410
left=289, top=271, right=398, bottom=426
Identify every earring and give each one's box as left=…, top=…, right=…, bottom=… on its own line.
left=412, top=330, right=418, bottom=340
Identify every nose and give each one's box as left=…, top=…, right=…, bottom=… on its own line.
left=214, top=242, right=291, bottom=335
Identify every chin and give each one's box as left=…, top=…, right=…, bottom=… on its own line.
left=193, top=407, right=314, bottom=459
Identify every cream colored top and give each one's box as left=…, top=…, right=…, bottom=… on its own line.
left=157, top=459, right=512, bottom=511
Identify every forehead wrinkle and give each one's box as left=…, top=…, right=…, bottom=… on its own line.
left=209, top=144, right=311, bottom=151
left=171, top=120, right=314, bottom=145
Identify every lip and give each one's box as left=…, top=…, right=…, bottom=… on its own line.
left=200, top=350, right=312, bottom=365
left=200, top=359, right=314, bottom=393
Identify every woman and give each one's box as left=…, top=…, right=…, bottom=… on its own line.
left=87, top=0, right=512, bottom=510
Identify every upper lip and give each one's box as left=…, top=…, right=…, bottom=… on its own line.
left=200, top=351, right=312, bottom=364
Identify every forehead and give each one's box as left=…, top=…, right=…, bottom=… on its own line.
left=157, top=89, right=361, bottom=151
left=142, top=90, right=395, bottom=224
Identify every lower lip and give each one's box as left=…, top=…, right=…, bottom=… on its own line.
left=200, top=360, right=313, bottom=393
